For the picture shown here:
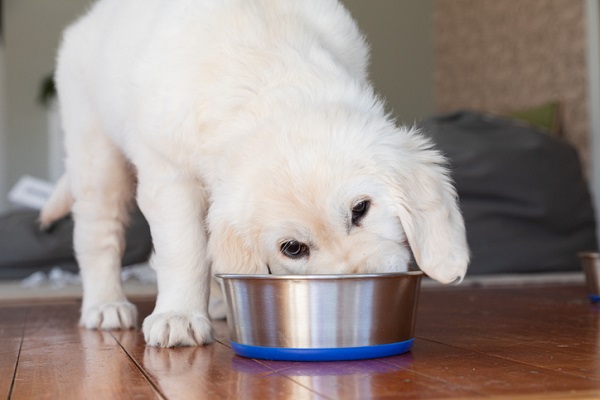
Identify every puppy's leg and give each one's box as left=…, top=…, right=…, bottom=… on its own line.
left=136, top=162, right=212, bottom=347
left=68, top=123, right=137, bottom=330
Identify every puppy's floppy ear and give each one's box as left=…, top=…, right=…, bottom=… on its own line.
left=207, top=220, right=269, bottom=275
left=379, top=128, right=469, bottom=283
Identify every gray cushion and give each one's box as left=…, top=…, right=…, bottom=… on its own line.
left=0, top=205, right=152, bottom=280
left=419, top=111, right=597, bottom=275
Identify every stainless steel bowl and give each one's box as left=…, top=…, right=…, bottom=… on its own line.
left=216, top=271, right=423, bottom=361
left=579, top=252, right=600, bottom=302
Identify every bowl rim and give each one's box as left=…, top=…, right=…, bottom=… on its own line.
left=214, top=271, right=425, bottom=281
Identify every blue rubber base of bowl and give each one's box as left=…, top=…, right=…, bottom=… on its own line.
left=230, top=338, right=414, bottom=361
left=590, top=294, right=600, bottom=302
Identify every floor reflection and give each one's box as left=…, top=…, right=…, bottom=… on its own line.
left=231, top=352, right=415, bottom=399
left=142, top=342, right=320, bottom=399
left=78, top=329, right=151, bottom=398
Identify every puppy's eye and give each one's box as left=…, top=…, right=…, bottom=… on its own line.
left=280, top=240, right=310, bottom=259
left=352, top=199, right=370, bottom=226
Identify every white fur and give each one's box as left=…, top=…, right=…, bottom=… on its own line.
left=43, top=0, right=469, bottom=347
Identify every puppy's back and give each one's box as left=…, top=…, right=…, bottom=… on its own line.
left=55, top=0, right=370, bottom=152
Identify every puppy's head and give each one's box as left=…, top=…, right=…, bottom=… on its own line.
left=207, top=108, right=469, bottom=283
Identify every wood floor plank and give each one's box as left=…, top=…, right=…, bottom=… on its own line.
left=3, top=284, right=600, bottom=399
left=401, top=339, right=600, bottom=397
left=417, top=285, right=600, bottom=382
left=0, top=336, right=22, bottom=400
left=256, top=353, right=483, bottom=399
left=0, top=305, right=28, bottom=400
left=113, top=326, right=328, bottom=400
left=9, top=303, right=161, bottom=400
left=246, top=336, right=600, bottom=399
left=473, top=390, right=600, bottom=400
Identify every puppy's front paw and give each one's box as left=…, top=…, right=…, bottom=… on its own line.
left=143, top=311, right=213, bottom=347
left=80, top=301, right=138, bottom=330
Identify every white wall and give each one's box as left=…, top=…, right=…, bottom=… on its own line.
left=0, top=44, right=7, bottom=212
left=342, top=0, right=435, bottom=123
left=2, top=0, right=91, bottom=212
left=586, top=0, right=600, bottom=244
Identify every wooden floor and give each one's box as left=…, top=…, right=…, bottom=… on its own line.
left=2, top=283, right=600, bottom=399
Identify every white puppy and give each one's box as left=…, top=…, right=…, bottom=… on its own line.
left=41, top=0, right=469, bottom=347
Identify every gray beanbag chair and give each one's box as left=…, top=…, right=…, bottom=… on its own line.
left=419, top=111, right=597, bottom=275
left=0, top=205, right=152, bottom=280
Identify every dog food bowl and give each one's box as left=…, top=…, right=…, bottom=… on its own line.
left=579, top=252, right=600, bottom=302
left=215, top=271, right=423, bottom=361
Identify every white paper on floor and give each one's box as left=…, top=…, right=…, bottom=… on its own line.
left=20, top=263, right=157, bottom=289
